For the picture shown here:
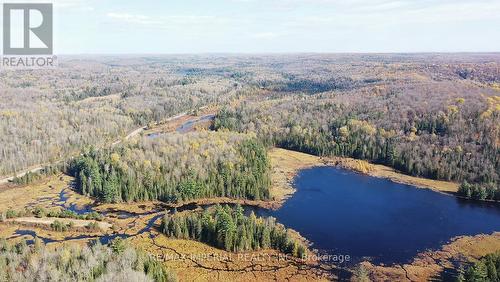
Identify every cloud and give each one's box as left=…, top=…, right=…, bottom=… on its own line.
left=251, top=32, right=279, bottom=39
left=51, top=0, right=500, bottom=53
left=107, top=13, right=162, bottom=26
left=55, top=0, right=93, bottom=8
left=3, top=0, right=95, bottom=10
left=105, top=12, right=233, bottom=30
left=267, top=0, right=500, bottom=31
left=228, top=0, right=500, bottom=21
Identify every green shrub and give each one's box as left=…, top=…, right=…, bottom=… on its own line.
left=50, top=220, right=69, bottom=232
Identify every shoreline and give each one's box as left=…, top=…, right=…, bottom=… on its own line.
left=269, top=147, right=460, bottom=201
left=267, top=148, right=324, bottom=208
left=270, top=148, right=500, bottom=279
left=322, top=155, right=459, bottom=194
left=0, top=148, right=482, bottom=213
left=361, top=232, right=500, bottom=281
left=1, top=148, right=498, bottom=281
left=165, top=197, right=282, bottom=210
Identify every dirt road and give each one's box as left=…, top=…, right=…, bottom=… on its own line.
left=0, top=109, right=196, bottom=185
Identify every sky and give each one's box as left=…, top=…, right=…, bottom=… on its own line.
left=2, top=0, right=500, bottom=54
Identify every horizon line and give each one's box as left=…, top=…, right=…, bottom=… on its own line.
left=54, top=51, right=500, bottom=56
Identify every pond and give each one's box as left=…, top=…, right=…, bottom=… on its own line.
left=255, top=166, right=500, bottom=265
left=147, top=114, right=215, bottom=138
left=176, top=114, right=215, bottom=134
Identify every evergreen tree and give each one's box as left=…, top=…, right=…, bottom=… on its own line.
left=160, top=205, right=307, bottom=258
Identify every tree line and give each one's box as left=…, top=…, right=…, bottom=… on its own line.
left=214, top=88, right=499, bottom=200
left=0, top=207, right=103, bottom=222
left=161, top=204, right=307, bottom=258
left=0, top=238, right=176, bottom=282
left=69, top=132, right=271, bottom=203
left=0, top=56, right=252, bottom=178
left=458, top=182, right=500, bottom=201
left=457, top=252, right=500, bottom=281
left=11, top=164, right=64, bottom=185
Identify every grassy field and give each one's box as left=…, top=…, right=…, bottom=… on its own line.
left=0, top=174, right=93, bottom=212
left=131, top=233, right=332, bottom=281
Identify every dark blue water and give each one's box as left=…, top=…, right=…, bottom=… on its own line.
left=258, top=167, right=500, bottom=265
left=59, top=189, right=93, bottom=214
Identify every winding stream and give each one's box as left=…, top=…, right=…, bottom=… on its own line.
left=14, top=166, right=500, bottom=267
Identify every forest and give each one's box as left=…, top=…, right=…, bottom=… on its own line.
left=0, top=56, right=253, bottom=177
left=0, top=237, right=176, bottom=282
left=3, top=55, right=499, bottom=192
left=69, top=131, right=271, bottom=203
left=1, top=54, right=500, bottom=281
left=161, top=205, right=307, bottom=258
left=457, top=252, right=500, bottom=281
left=214, top=83, right=499, bottom=197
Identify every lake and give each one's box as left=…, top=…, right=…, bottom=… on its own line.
left=255, top=166, right=500, bottom=265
